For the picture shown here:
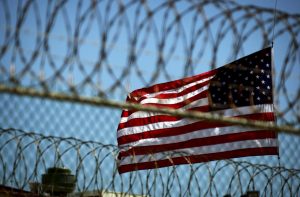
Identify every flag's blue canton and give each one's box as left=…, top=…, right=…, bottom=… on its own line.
left=209, top=48, right=272, bottom=110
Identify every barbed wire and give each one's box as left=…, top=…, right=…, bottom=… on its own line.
left=0, top=128, right=300, bottom=196
left=0, top=0, right=299, bottom=128
left=0, top=0, right=300, bottom=196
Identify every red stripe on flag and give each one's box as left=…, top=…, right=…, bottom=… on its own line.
left=130, top=70, right=217, bottom=98
left=135, top=80, right=210, bottom=103
left=118, top=106, right=210, bottom=130
left=118, top=147, right=279, bottom=173
left=128, top=90, right=208, bottom=108
left=118, top=130, right=277, bottom=157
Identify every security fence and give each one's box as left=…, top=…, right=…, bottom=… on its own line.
left=1, top=128, right=300, bottom=197
left=0, top=0, right=300, bottom=196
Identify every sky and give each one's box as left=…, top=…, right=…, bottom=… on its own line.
left=0, top=0, right=299, bottom=195
left=0, top=0, right=299, bottom=154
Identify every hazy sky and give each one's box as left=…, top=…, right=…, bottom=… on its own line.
left=0, top=1, right=299, bottom=195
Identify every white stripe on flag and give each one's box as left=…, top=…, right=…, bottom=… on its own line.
left=118, top=104, right=274, bottom=137
left=119, top=126, right=261, bottom=150
left=118, top=118, right=198, bottom=137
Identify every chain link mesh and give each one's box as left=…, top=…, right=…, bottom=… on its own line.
left=0, top=0, right=300, bottom=196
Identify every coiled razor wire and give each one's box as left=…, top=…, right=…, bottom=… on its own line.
left=0, top=0, right=300, bottom=196
left=0, top=128, right=300, bottom=196
left=0, top=0, right=299, bottom=127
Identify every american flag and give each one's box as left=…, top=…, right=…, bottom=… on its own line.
left=117, top=47, right=278, bottom=173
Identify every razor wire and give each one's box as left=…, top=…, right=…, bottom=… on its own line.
left=0, top=0, right=299, bottom=128
left=0, top=0, right=300, bottom=196
left=1, top=128, right=300, bottom=196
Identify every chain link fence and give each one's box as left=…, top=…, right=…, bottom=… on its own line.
left=0, top=0, right=300, bottom=196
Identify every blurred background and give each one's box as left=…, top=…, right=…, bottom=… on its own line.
left=0, top=0, right=299, bottom=196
